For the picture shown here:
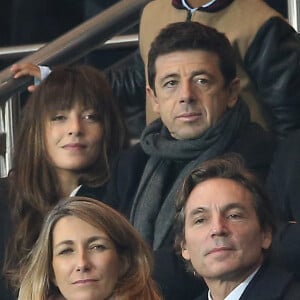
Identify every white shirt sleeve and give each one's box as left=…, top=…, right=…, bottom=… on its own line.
left=34, top=65, right=52, bottom=85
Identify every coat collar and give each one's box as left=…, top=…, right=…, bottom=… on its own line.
left=172, top=0, right=234, bottom=12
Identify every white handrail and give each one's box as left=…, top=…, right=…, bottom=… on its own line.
left=0, top=34, right=138, bottom=60
left=288, top=0, right=300, bottom=31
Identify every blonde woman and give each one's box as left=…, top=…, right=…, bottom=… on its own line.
left=19, top=197, right=162, bottom=300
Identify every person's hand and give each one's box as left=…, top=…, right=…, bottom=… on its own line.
left=10, top=63, right=41, bottom=92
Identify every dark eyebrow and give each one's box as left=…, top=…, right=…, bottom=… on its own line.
left=221, top=203, right=246, bottom=213
left=158, top=73, right=179, bottom=85
left=191, top=70, right=211, bottom=77
left=188, top=207, right=207, bottom=218
left=159, top=69, right=213, bottom=84
left=53, top=235, right=112, bottom=249
left=187, top=202, right=246, bottom=218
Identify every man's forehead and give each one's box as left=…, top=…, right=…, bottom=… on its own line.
left=185, top=178, right=254, bottom=211
left=155, top=50, right=218, bottom=64
left=154, top=50, right=220, bottom=76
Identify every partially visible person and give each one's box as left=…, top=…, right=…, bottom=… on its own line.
left=18, top=196, right=162, bottom=300
left=106, top=21, right=275, bottom=300
left=267, top=129, right=300, bottom=223
left=267, top=129, right=300, bottom=278
left=140, top=0, right=300, bottom=138
left=265, top=0, right=287, bottom=16
left=175, top=155, right=300, bottom=299
left=10, top=62, right=49, bottom=92
left=2, top=65, right=128, bottom=297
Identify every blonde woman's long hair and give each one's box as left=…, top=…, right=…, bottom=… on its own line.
left=18, top=197, right=162, bottom=300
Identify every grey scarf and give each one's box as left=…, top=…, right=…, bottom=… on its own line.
left=130, top=100, right=250, bottom=249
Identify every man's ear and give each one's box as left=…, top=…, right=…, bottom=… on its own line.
left=261, top=226, right=273, bottom=251
left=227, top=77, right=240, bottom=108
left=146, top=85, right=160, bottom=114
left=181, top=241, right=191, bottom=261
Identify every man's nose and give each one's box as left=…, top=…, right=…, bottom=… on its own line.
left=179, top=81, right=195, bottom=104
left=210, top=216, right=229, bottom=237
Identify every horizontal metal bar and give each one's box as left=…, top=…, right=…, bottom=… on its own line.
left=0, top=34, right=138, bottom=60
left=0, top=0, right=149, bottom=101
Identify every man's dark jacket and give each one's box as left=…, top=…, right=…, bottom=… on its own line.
left=107, top=102, right=275, bottom=300
left=267, top=129, right=300, bottom=278
left=194, top=261, right=300, bottom=300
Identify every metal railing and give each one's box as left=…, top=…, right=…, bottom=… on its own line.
left=288, top=0, right=300, bottom=31
left=0, top=96, right=19, bottom=176
left=0, top=0, right=148, bottom=101
left=0, top=34, right=138, bottom=61
left=0, top=0, right=148, bottom=177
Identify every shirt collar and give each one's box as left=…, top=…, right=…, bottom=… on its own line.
left=208, top=267, right=261, bottom=300
left=69, top=185, right=82, bottom=196
left=172, top=0, right=234, bottom=13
